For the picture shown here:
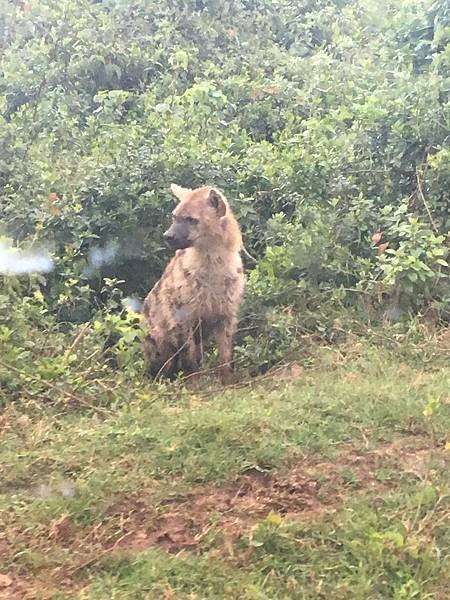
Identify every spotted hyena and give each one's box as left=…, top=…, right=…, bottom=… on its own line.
left=143, top=184, right=245, bottom=384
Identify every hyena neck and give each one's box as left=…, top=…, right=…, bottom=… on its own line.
left=189, top=245, right=241, bottom=269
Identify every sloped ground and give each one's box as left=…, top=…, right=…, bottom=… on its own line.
left=1, top=345, right=449, bottom=599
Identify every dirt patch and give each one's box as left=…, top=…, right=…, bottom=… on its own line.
left=115, top=436, right=448, bottom=555
left=0, top=572, right=83, bottom=600
left=143, top=470, right=326, bottom=553
left=108, top=440, right=412, bottom=554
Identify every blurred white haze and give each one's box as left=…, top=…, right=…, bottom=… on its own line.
left=1, top=238, right=143, bottom=312
left=0, top=241, right=53, bottom=275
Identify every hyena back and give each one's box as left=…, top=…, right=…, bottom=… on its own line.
left=143, top=184, right=244, bottom=384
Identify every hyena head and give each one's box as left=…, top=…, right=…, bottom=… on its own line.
left=163, top=184, right=241, bottom=252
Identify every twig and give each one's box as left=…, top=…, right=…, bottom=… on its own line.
left=416, top=170, right=439, bottom=234
left=354, top=425, right=370, bottom=449
left=70, top=548, right=111, bottom=574
left=155, top=322, right=201, bottom=381
left=70, top=528, right=146, bottom=574
left=63, top=323, right=91, bottom=364
left=174, top=362, right=292, bottom=398
left=241, top=244, right=257, bottom=264
left=0, top=359, right=109, bottom=415
left=177, top=357, right=236, bottom=383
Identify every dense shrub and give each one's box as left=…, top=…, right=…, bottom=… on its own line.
left=1, top=0, right=449, bottom=371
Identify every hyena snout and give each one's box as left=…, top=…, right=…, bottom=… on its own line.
left=163, top=223, right=193, bottom=250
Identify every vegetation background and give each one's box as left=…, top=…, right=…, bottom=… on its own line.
left=1, top=0, right=449, bottom=374
left=0, top=1, right=449, bottom=598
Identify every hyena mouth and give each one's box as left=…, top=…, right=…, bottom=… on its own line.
left=166, top=238, right=193, bottom=250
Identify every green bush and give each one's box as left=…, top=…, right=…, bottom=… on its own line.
left=1, top=0, right=449, bottom=373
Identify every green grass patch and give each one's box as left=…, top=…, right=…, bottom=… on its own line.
left=1, top=344, right=449, bottom=598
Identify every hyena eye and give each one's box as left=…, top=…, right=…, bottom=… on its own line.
left=185, top=217, right=199, bottom=225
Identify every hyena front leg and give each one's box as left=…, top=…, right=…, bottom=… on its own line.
left=178, top=328, right=201, bottom=375
left=213, top=321, right=236, bottom=385
left=179, top=324, right=205, bottom=386
left=143, top=334, right=157, bottom=375
left=144, top=334, right=177, bottom=379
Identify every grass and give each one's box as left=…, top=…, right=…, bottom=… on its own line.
left=0, top=342, right=449, bottom=599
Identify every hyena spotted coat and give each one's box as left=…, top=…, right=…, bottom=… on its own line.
left=143, top=184, right=244, bottom=383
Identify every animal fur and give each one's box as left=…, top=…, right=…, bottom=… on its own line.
left=143, top=184, right=245, bottom=384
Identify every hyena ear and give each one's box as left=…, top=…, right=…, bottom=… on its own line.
left=208, top=189, right=227, bottom=217
left=170, top=184, right=191, bottom=201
